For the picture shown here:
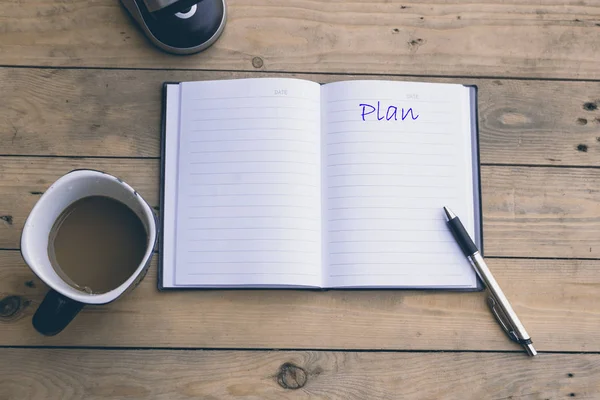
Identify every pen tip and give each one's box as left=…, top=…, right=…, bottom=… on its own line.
left=525, top=343, right=537, bottom=357
left=443, top=206, right=456, bottom=221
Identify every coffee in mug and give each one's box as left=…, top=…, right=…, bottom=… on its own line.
left=21, top=169, right=157, bottom=336
left=48, top=195, right=148, bottom=294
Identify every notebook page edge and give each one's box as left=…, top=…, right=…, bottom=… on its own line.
left=159, top=83, right=181, bottom=289
left=467, top=84, right=484, bottom=291
left=458, top=84, right=479, bottom=289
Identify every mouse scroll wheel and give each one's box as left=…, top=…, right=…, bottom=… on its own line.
left=175, top=4, right=196, bottom=18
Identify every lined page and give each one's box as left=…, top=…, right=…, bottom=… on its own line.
left=174, top=78, right=322, bottom=287
left=321, top=80, right=478, bottom=288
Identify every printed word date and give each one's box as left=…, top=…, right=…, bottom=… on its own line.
left=359, top=101, right=419, bottom=122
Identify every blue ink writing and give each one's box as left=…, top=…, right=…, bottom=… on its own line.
left=401, top=107, right=419, bottom=121
left=377, top=101, right=385, bottom=121
left=359, top=102, right=419, bottom=121
left=359, top=103, right=376, bottom=120
left=386, top=106, right=397, bottom=121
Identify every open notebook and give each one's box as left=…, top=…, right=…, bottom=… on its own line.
left=159, top=78, right=482, bottom=290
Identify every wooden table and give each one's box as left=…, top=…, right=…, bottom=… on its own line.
left=1, top=1, right=600, bottom=398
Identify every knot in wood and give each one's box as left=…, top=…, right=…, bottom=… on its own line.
left=0, top=296, right=22, bottom=318
left=252, top=57, right=264, bottom=69
left=276, top=362, right=307, bottom=390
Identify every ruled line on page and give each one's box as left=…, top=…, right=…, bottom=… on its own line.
left=187, top=261, right=315, bottom=265
left=191, top=95, right=319, bottom=102
left=327, top=140, right=454, bottom=146
left=325, top=98, right=451, bottom=104
left=326, top=120, right=449, bottom=125
left=327, top=184, right=453, bottom=189
left=191, top=105, right=318, bottom=112
left=326, top=162, right=455, bottom=167
left=187, top=272, right=317, bottom=276
left=191, top=138, right=317, bottom=144
left=190, top=127, right=309, bottom=132
left=190, top=149, right=317, bottom=155
left=189, top=171, right=317, bottom=177
left=190, top=160, right=318, bottom=166
left=326, top=151, right=455, bottom=157
left=188, top=249, right=319, bottom=253
left=192, top=116, right=318, bottom=122
left=328, top=273, right=463, bottom=277
left=327, top=196, right=456, bottom=201
left=188, top=238, right=319, bottom=242
left=185, top=182, right=318, bottom=187
left=329, top=250, right=448, bottom=255
left=330, top=262, right=456, bottom=266
left=329, top=240, right=453, bottom=243
left=188, top=215, right=319, bottom=220
left=187, top=227, right=320, bottom=232
left=328, top=229, right=446, bottom=233
left=327, top=130, right=452, bottom=136
left=328, top=273, right=411, bottom=277
left=326, top=203, right=442, bottom=209
left=328, top=217, right=448, bottom=223
left=187, top=194, right=317, bottom=199
left=327, top=173, right=454, bottom=178
left=188, top=204, right=315, bottom=209
left=328, top=217, right=447, bottom=223
left=326, top=197, right=444, bottom=203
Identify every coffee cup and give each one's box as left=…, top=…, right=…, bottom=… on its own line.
left=20, top=169, right=158, bottom=336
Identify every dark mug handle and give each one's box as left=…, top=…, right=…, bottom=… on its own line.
left=32, top=289, right=85, bottom=336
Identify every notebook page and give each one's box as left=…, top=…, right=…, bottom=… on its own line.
left=174, top=78, right=322, bottom=287
left=321, top=80, right=478, bottom=288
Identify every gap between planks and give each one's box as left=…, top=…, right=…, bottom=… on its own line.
left=2, top=345, right=600, bottom=355
left=2, top=64, right=600, bottom=83
left=1, top=154, right=600, bottom=171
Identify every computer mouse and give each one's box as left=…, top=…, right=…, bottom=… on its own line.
left=120, top=0, right=226, bottom=55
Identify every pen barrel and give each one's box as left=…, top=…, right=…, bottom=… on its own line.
left=444, top=209, right=534, bottom=354
left=447, top=217, right=478, bottom=257
left=470, top=252, right=532, bottom=341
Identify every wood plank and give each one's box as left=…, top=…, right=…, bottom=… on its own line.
left=1, top=0, right=600, bottom=79
left=2, top=68, right=600, bottom=166
left=482, top=166, right=600, bottom=258
left=1, top=157, right=599, bottom=257
left=1, top=349, right=599, bottom=399
left=2, top=250, right=600, bottom=350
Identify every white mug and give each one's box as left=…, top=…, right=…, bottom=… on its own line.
left=20, top=169, right=158, bottom=336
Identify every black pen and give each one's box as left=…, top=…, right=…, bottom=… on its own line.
left=443, top=206, right=537, bottom=357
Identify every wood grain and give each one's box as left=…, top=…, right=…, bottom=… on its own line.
left=2, top=249, right=600, bottom=350
left=2, top=68, right=600, bottom=166
left=1, top=1, right=600, bottom=79
left=482, top=166, right=600, bottom=258
left=1, top=157, right=599, bottom=257
left=1, top=349, right=599, bottom=399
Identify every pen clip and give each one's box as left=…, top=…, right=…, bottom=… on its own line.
left=487, top=296, right=520, bottom=343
